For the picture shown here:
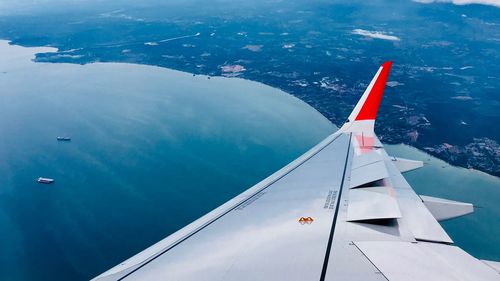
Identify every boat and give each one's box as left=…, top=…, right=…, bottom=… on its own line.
left=37, top=177, right=54, bottom=184
left=57, top=137, right=71, bottom=141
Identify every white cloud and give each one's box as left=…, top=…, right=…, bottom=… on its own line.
left=413, top=0, right=500, bottom=8
left=386, top=81, right=405, bottom=87
left=351, top=29, right=401, bottom=41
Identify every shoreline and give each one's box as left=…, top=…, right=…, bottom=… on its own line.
left=0, top=39, right=498, bottom=280
left=3, top=39, right=499, bottom=179
left=388, top=143, right=499, bottom=180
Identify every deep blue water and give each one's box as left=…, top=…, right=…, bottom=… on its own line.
left=0, top=41, right=335, bottom=280
left=0, top=41, right=498, bottom=281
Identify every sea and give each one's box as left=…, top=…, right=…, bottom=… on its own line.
left=0, top=40, right=498, bottom=281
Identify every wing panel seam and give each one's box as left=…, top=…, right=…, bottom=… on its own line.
left=352, top=243, right=389, bottom=281
left=319, top=132, right=352, bottom=281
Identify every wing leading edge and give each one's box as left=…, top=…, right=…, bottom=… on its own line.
left=93, top=62, right=499, bottom=281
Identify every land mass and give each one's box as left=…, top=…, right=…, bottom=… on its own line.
left=0, top=1, right=498, bottom=176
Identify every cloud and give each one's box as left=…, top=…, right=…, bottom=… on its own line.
left=351, top=29, right=401, bottom=41
left=386, top=81, right=405, bottom=87
left=413, top=0, right=500, bottom=8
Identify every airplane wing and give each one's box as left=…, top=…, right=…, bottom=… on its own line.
left=93, top=62, right=500, bottom=281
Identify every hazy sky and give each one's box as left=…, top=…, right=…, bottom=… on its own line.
left=1, top=0, right=498, bottom=16
left=0, top=0, right=202, bottom=15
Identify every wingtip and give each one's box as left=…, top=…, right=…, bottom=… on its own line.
left=340, top=61, right=393, bottom=133
left=353, top=61, right=392, bottom=121
left=382, top=60, right=393, bottom=68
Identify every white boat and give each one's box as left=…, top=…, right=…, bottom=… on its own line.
left=37, top=177, right=54, bottom=184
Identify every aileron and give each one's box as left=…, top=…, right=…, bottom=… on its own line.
left=354, top=241, right=500, bottom=281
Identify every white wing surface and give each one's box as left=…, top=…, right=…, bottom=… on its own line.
left=93, top=62, right=500, bottom=281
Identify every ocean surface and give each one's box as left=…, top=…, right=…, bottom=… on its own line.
left=0, top=40, right=498, bottom=281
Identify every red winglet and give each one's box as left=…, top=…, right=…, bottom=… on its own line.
left=355, top=61, right=392, bottom=121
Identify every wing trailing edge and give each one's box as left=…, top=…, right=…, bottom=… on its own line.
left=340, top=61, right=392, bottom=134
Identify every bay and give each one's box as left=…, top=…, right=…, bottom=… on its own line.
left=0, top=40, right=498, bottom=281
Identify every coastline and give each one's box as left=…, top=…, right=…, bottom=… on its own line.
left=0, top=39, right=336, bottom=280
left=0, top=40, right=498, bottom=281
left=3, top=38, right=498, bottom=179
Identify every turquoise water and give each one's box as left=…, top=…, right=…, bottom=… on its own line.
left=0, top=41, right=335, bottom=280
left=0, top=41, right=498, bottom=280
